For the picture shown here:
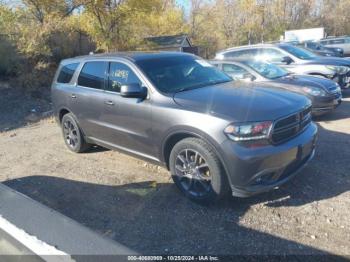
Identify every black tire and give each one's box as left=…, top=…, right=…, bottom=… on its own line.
left=169, top=137, right=230, bottom=203
left=61, top=113, right=90, bottom=153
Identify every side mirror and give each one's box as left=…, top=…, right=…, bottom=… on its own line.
left=120, top=83, right=147, bottom=99
left=281, top=56, right=293, bottom=65
left=242, top=73, right=256, bottom=81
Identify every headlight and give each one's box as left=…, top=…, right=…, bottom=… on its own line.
left=302, top=86, right=327, bottom=96
left=326, top=65, right=350, bottom=74
left=224, top=121, right=273, bottom=141
left=334, top=83, right=341, bottom=93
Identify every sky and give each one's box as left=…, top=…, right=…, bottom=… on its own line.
left=176, top=0, right=191, bottom=14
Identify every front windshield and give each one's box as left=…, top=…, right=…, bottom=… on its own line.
left=280, top=45, right=317, bottom=60
left=135, top=56, right=232, bottom=93
left=244, top=60, right=288, bottom=79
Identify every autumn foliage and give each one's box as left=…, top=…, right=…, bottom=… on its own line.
left=1, top=0, right=350, bottom=90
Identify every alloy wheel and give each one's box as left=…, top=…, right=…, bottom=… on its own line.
left=174, top=149, right=212, bottom=197
left=63, top=119, right=79, bottom=149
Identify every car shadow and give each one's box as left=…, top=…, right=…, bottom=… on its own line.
left=3, top=122, right=349, bottom=257
left=341, top=89, right=350, bottom=98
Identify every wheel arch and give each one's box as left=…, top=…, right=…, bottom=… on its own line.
left=161, top=128, right=231, bottom=182
left=58, top=108, right=71, bottom=123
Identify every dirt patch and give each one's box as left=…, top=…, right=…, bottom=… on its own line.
left=0, top=87, right=349, bottom=256
left=0, top=83, right=52, bottom=132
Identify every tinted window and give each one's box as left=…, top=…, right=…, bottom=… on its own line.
left=223, top=49, right=259, bottom=59
left=243, top=60, right=288, bottom=79
left=258, top=48, right=285, bottom=62
left=279, top=45, right=316, bottom=60
left=108, top=62, right=142, bottom=92
left=136, top=56, right=232, bottom=93
left=57, top=63, right=79, bottom=84
left=222, top=64, right=249, bottom=80
left=78, top=61, right=108, bottom=89
left=330, top=39, right=345, bottom=44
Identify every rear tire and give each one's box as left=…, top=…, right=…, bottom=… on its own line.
left=169, top=137, right=230, bottom=203
left=61, top=113, right=90, bottom=153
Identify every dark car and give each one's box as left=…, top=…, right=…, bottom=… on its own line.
left=297, top=41, right=344, bottom=57
left=52, top=52, right=317, bottom=202
left=215, top=43, right=350, bottom=89
left=211, top=59, right=342, bottom=116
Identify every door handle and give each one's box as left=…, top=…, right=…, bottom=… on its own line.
left=105, top=101, right=114, bottom=106
left=71, top=94, right=77, bottom=99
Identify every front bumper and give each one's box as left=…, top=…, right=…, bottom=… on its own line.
left=311, top=93, right=342, bottom=116
left=333, top=72, right=350, bottom=89
left=220, top=122, right=318, bottom=197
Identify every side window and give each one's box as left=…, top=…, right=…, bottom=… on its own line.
left=57, top=63, right=79, bottom=84
left=259, top=48, right=285, bottom=63
left=222, top=64, right=249, bottom=79
left=78, top=61, right=108, bottom=90
left=330, top=39, right=345, bottom=44
left=107, top=62, right=142, bottom=92
left=224, top=49, right=258, bottom=59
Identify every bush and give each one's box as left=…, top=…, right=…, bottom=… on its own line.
left=11, top=60, right=56, bottom=92
left=0, top=36, right=19, bottom=77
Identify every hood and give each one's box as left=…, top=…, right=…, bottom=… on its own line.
left=173, top=81, right=311, bottom=122
left=265, top=74, right=337, bottom=92
left=304, top=56, right=350, bottom=66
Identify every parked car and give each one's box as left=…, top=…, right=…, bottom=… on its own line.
left=215, top=43, right=350, bottom=89
left=320, top=36, right=350, bottom=56
left=211, top=59, right=342, bottom=116
left=52, top=52, right=317, bottom=202
left=297, top=41, right=344, bottom=57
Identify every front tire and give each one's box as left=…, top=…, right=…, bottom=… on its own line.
left=61, top=113, right=90, bottom=153
left=169, top=137, right=230, bottom=202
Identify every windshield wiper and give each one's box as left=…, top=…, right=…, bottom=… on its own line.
left=174, top=80, right=231, bottom=93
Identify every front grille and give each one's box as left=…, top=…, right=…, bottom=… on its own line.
left=271, top=106, right=312, bottom=144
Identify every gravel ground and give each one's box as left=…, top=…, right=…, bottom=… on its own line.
left=0, top=85, right=349, bottom=257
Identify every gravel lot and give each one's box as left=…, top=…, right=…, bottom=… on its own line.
left=0, top=85, right=349, bottom=257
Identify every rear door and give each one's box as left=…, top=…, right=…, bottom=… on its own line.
left=73, top=61, right=109, bottom=137
left=98, top=61, right=154, bottom=157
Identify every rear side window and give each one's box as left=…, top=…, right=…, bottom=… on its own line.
left=222, top=64, right=248, bottom=74
left=57, top=63, right=79, bottom=84
left=259, top=48, right=285, bottom=62
left=78, top=61, right=108, bottom=90
left=224, top=49, right=258, bottom=59
left=329, top=39, right=345, bottom=44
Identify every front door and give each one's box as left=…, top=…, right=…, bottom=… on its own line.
left=99, top=61, right=154, bottom=158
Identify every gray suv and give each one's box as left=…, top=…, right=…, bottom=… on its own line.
left=215, top=43, right=350, bottom=89
left=52, top=52, right=317, bottom=202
